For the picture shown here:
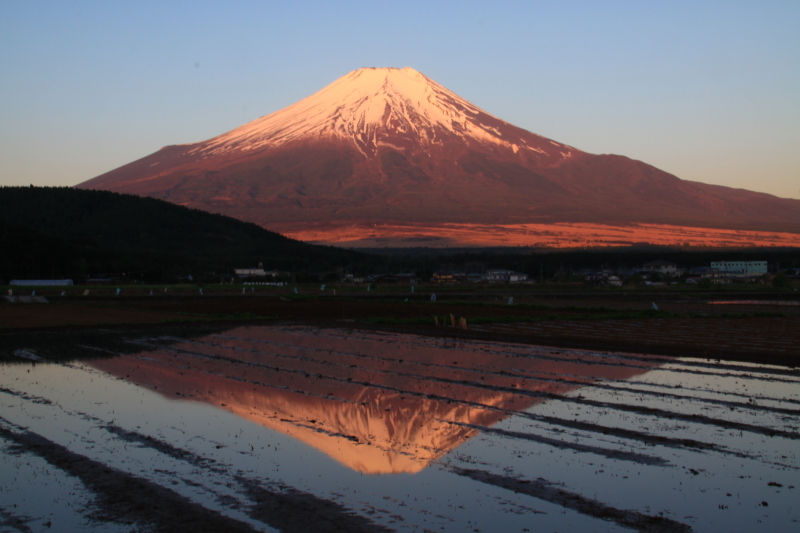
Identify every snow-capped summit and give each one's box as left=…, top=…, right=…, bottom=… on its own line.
left=190, top=67, right=573, bottom=161
left=78, top=67, right=800, bottom=246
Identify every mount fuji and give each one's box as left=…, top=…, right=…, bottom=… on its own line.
left=78, top=67, right=800, bottom=248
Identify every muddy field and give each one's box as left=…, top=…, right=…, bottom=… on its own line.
left=2, top=289, right=800, bottom=365
left=1, top=323, right=798, bottom=532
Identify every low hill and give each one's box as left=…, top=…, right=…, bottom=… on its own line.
left=0, top=186, right=368, bottom=282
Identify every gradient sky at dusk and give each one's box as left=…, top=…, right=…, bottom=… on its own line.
left=2, top=1, right=798, bottom=199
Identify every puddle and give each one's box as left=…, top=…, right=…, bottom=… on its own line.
left=1, top=325, right=798, bottom=532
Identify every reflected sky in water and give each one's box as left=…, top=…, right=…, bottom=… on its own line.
left=2, top=325, right=798, bottom=532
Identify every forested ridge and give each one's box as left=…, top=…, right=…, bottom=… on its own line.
left=0, top=186, right=368, bottom=281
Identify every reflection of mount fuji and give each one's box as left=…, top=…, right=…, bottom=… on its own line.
left=91, top=326, right=657, bottom=474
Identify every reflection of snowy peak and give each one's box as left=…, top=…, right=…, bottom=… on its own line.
left=191, top=67, right=574, bottom=160
left=89, top=326, right=658, bottom=474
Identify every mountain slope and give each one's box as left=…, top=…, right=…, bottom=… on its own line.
left=77, top=67, right=800, bottom=245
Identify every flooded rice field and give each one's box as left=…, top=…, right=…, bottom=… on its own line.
left=1, top=324, right=798, bottom=532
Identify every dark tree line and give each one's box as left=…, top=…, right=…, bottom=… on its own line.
left=0, top=187, right=376, bottom=282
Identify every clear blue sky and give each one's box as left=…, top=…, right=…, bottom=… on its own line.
left=2, top=1, right=798, bottom=199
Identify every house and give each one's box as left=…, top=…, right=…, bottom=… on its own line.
left=484, top=270, right=513, bottom=283
left=509, top=272, right=528, bottom=283
left=234, top=261, right=285, bottom=279
left=234, top=265, right=285, bottom=279
left=642, top=260, right=678, bottom=275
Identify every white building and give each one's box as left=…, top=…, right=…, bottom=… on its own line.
left=484, top=270, right=529, bottom=283
left=234, top=268, right=268, bottom=278
left=10, top=279, right=73, bottom=286
left=710, top=261, right=767, bottom=276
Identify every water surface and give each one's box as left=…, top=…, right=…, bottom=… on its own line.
left=1, top=325, right=798, bottom=532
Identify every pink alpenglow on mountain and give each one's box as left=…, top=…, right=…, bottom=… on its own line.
left=78, top=67, right=800, bottom=248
